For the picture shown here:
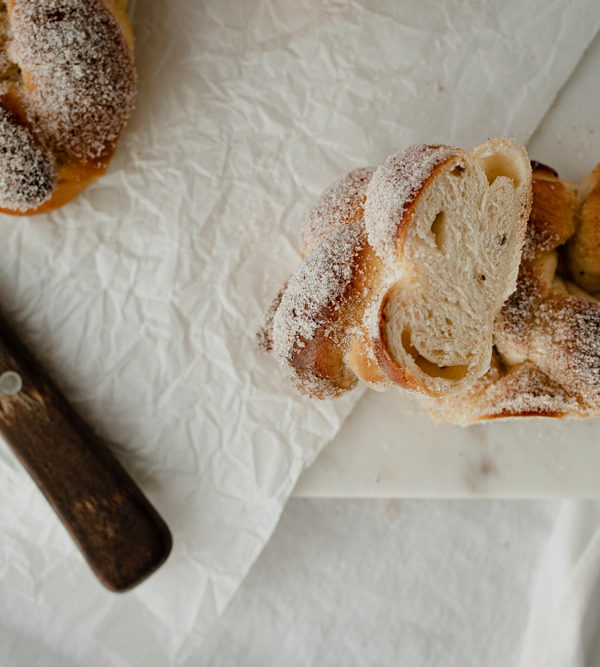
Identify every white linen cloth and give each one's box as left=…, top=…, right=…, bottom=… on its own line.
left=6, top=499, right=600, bottom=666
left=0, top=2, right=600, bottom=664
left=0, top=499, right=560, bottom=666
left=199, top=499, right=559, bottom=667
left=520, top=501, right=600, bottom=667
left=196, top=500, right=600, bottom=667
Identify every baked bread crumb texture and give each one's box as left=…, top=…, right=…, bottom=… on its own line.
left=0, top=0, right=136, bottom=215
left=261, top=139, right=600, bottom=424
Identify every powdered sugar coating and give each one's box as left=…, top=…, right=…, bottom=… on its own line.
left=533, top=297, right=600, bottom=408
left=495, top=264, right=545, bottom=352
left=256, top=285, right=284, bottom=353
left=483, top=362, right=579, bottom=417
left=8, top=0, right=136, bottom=161
left=423, top=358, right=581, bottom=423
left=300, top=167, right=375, bottom=256
left=430, top=296, right=600, bottom=423
left=365, top=144, right=459, bottom=260
left=272, top=221, right=366, bottom=397
left=0, top=105, right=56, bottom=210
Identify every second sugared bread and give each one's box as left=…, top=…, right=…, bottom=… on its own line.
left=0, top=0, right=136, bottom=215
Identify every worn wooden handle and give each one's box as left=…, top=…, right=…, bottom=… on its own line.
left=0, top=313, right=172, bottom=592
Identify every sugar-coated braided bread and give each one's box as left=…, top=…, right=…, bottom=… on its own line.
left=260, top=139, right=532, bottom=399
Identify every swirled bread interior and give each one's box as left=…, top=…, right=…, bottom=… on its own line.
left=366, top=139, right=531, bottom=396
left=261, top=138, right=532, bottom=399
left=423, top=161, right=600, bottom=424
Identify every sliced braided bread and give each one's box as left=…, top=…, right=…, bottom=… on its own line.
left=260, top=138, right=532, bottom=399
left=423, top=161, right=600, bottom=424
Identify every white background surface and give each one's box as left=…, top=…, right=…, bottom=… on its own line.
left=1, top=1, right=600, bottom=665
left=200, top=499, right=558, bottom=666
left=1, top=499, right=559, bottom=666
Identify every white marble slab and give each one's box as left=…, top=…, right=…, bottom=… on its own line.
left=295, top=32, right=600, bottom=498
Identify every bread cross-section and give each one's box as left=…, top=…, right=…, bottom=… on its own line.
left=363, top=139, right=532, bottom=396
left=261, top=138, right=532, bottom=399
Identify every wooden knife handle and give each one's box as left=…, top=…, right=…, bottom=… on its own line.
left=0, top=313, right=172, bottom=592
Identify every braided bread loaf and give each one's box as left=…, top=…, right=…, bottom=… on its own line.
left=423, top=162, right=600, bottom=423
left=260, top=139, right=532, bottom=400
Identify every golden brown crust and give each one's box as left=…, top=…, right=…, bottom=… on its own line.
left=344, top=333, right=390, bottom=388
left=528, top=296, right=600, bottom=409
left=269, top=146, right=464, bottom=399
left=304, top=239, right=383, bottom=397
left=390, top=158, right=457, bottom=260
left=286, top=326, right=358, bottom=399
left=363, top=150, right=469, bottom=397
left=365, top=140, right=531, bottom=398
left=566, top=165, right=600, bottom=293
left=368, top=284, right=473, bottom=395
left=362, top=151, right=461, bottom=394
left=370, top=288, right=422, bottom=392
left=270, top=221, right=383, bottom=399
left=423, top=353, right=579, bottom=424
left=522, top=162, right=577, bottom=261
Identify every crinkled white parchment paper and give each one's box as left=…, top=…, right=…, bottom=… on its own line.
left=0, top=1, right=599, bottom=664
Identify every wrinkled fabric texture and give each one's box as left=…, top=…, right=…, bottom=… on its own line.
left=0, top=499, right=560, bottom=667
left=6, top=499, right=600, bottom=667
left=0, top=1, right=599, bottom=664
left=519, top=501, right=600, bottom=667
left=198, top=499, right=558, bottom=667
